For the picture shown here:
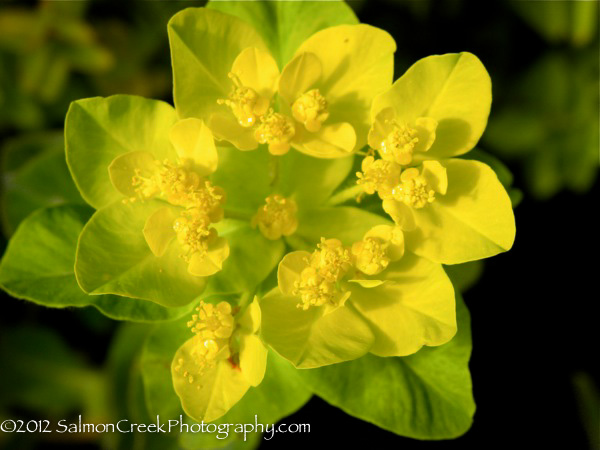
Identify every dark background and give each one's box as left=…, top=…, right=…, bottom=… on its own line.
left=1, top=1, right=598, bottom=449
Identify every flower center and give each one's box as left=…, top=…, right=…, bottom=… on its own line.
left=293, top=238, right=352, bottom=310
left=217, top=73, right=269, bottom=127
left=291, top=89, right=329, bottom=132
left=188, top=301, right=235, bottom=340
left=175, top=301, right=235, bottom=383
left=252, top=195, right=298, bottom=240
left=356, top=156, right=401, bottom=199
left=254, top=110, right=295, bottom=155
left=392, top=168, right=435, bottom=208
left=173, top=213, right=216, bottom=262
left=352, top=237, right=389, bottom=276
left=381, top=122, right=419, bottom=165
left=132, top=160, right=225, bottom=217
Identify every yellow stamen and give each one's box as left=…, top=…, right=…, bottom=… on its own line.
left=381, top=122, right=419, bottom=165
left=217, top=72, right=270, bottom=127
left=351, top=237, right=389, bottom=276
left=173, top=214, right=215, bottom=262
left=356, top=155, right=401, bottom=199
left=251, top=195, right=298, bottom=240
left=291, top=89, right=329, bottom=132
left=392, top=168, right=435, bottom=208
left=178, top=301, right=235, bottom=381
left=254, top=110, right=295, bottom=155
left=293, top=238, right=352, bottom=310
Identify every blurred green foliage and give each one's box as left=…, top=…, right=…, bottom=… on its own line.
left=483, top=0, right=599, bottom=199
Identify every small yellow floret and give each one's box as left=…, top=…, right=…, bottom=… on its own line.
left=254, top=110, right=295, bottom=155
left=356, top=155, right=401, bottom=199
left=392, top=168, right=435, bottom=208
left=293, top=238, right=352, bottom=310
left=352, top=237, right=389, bottom=276
left=381, top=122, right=419, bottom=165
left=218, top=72, right=270, bottom=127
left=188, top=301, right=235, bottom=340
left=173, top=214, right=216, bottom=262
left=292, top=89, right=329, bottom=132
left=251, top=195, right=298, bottom=240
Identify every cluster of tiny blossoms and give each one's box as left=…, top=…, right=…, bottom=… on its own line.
left=357, top=118, right=437, bottom=210
left=174, top=301, right=235, bottom=383
left=131, top=158, right=226, bottom=263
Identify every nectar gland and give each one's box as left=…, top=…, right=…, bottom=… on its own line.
left=251, top=195, right=298, bottom=240
left=292, top=89, right=329, bottom=132
left=380, top=121, right=419, bottom=166
left=254, top=109, right=295, bottom=155
left=356, top=155, right=401, bottom=199
left=352, top=237, right=390, bottom=276
left=217, top=72, right=270, bottom=127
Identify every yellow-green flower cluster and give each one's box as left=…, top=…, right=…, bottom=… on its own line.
left=63, top=3, right=516, bottom=425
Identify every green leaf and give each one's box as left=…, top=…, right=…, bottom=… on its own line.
left=296, top=206, right=390, bottom=248
left=65, top=95, right=178, bottom=209
left=0, top=204, right=194, bottom=321
left=207, top=220, right=285, bottom=295
left=278, top=151, right=354, bottom=209
left=75, top=200, right=207, bottom=307
left=212, top=147, right=272, bottom=218
left=207, top=0, right=359, bottom=67
left=0, top=326, right=108, bottom=419
left=298, top=294, right=474, bottom=439
left=0, top=132, right=84, bottom=236
left=141, top=315, right=312, bottom=448
left=444, top=260, right=484, bottom=293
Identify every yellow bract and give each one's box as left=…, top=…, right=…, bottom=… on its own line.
left=172, top=298, right=268, bottom=423
left=208, top=25, right=395, bottom=158
left=108, top=119, right=230, bottom=277
left=251, top=195, right=298, bottom=240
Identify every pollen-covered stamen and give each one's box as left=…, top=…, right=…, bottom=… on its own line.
left=251, top=195, right=298, bottom=240
left=217, top=73, right=269, bottom=127
left=173, top=214, right=216, bottom=262
left=187, top=181, right=226, bottom=222
left=392, top=168, right=435, bottom=208
left=352, top=237, right=389, bottom=276
left=188, top=301, right=235, bottom=340
left=156, top=160, right=201, bottom=205
left=131, top=160, right=163, bottom=201
left=254, top=109, right=295, bottom=155
left=381, top=122, right=419, bottom=166
left=293, top=238, right=352, bottom=310
left=356, top=155, right=401, bottom=199
left=292, top=89, right=329, bottom=132
left=176, top=301, right=236, bottom=383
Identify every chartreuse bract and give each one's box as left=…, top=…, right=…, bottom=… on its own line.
left=168, top=6, right=395, bottom=158
left=260, top=223, right=456, bottom=368
left=358, top=52, right=516, bottom=264
left=172, top=296, right=267, bottom=422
